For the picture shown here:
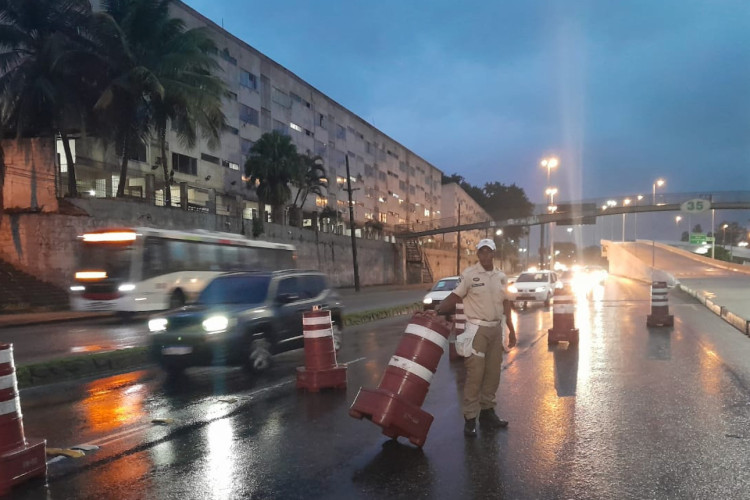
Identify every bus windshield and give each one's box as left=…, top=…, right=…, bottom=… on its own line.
left=198, top=275, right=271, bottom=305
left=78, top=243, right=133, bottom=281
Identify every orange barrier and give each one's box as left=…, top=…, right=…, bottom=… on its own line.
left=547, top=284, right=579, bottom=345
left=349, top=313, right=450, bottom=447
left=0, top=344, right=46, bottom=496
left=296, top=309, right=347, bottom=392
left=647, top=281, right=674, bottom=327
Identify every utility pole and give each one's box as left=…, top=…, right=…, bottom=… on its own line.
left=344, top=155, right=360, bottom=292
left=456, top=201, right=461, bottom=275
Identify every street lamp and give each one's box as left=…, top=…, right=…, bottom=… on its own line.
left=652, top=178, right=665, bottom=205
left=634, top=194, right=643, bottom=240
left=540, top=157, right=558, bottom=269
left=622, top=198, right=631, bottom=242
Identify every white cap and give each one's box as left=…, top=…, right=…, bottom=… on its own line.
left=476, top=238, right=496, bottom=251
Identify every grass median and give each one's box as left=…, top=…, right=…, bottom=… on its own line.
left=15, top=302, right=423, bottom=389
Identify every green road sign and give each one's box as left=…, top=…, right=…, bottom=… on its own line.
left=689, top=233, right=707, bottom=244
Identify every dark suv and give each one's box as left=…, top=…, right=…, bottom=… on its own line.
left=148, top=270, right=343, bottom=374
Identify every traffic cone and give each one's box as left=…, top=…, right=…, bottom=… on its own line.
left=547, top=284, right=579, bottom=345
left=0, top=344, right=47, bottom=496
left=349, top=312, right=450, bottom=447
left=296, top=309, right=347, bottom=392
left=646, top=281, right=674, bottom=327
left=448, top=301, right=465, bottom=361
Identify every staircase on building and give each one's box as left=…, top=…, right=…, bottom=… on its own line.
left=0, top=259, right=70, bottom=313
left=404, top=239, right=433, bottom=284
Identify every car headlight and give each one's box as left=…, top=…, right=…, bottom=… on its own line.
left=202, top=315, right=232, bottom=334
left=148, top=318, right=168, bottom=333
left=508, top=285, right=518, bottom=294
left=423, top=297, right=433, bottom=304
left=535, top=286, right=547, bottom=293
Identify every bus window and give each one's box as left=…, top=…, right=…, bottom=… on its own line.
left=166, top=240, right=193, bottom=273
left=196, top=243, right=220, bottom=271
left=142, top=237, right=167, bottom=279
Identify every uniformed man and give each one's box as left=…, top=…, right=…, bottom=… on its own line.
left=430, top=238, right=516, bottom=437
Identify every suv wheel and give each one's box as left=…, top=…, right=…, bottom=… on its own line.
left=246, top=337, right=272, bottom=372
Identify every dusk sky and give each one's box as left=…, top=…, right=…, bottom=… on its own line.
left=183, top=0, right=749, bottom=208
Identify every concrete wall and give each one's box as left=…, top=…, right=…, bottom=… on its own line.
left=1, top=138, right=58, bottom=213
left=0, top=198, right=402, bottom=289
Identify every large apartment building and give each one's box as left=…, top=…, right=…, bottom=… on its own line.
left=63, top=0, right=463, bottom=239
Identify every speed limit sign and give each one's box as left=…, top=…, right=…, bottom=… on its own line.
left=680, top=198, right=711, bottom=213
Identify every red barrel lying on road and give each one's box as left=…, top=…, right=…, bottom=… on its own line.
left=349, top=312, right=450, bottom=447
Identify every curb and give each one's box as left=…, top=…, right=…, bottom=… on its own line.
left=677, top=284, right=750, bottom=336
left=16, top=302, right=424, bottom=389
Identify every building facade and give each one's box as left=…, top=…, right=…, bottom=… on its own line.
left=63, top=0, right=448, bottom=240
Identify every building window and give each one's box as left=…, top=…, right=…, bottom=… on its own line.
left=220, top=48, right=237, bottom=65
left=272, top=87, right=292, bottom=108
left=222, top=159, right=240, bottom=171
left=201, top=153, right=220, bottom=165
left=273, top=119, right=288, bottom=134
left=172, top=152, right=197, bottom=176
left=240, top=104, right=259, bottom=126
left=240, top=70, right=257, bottom=90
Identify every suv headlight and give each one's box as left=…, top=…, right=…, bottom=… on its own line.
left=148, top=318, right=168, bottom=333
left=202, top=315, right=235, bottom=334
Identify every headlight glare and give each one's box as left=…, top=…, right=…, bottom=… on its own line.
left=148, top=318, right=168, bottom=333
left=203, top=315, right=230, bottom=334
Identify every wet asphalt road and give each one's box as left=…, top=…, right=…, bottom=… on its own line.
left=0, top=286, right=428, bottom=365
left=12, top=277, right=750, bottom=499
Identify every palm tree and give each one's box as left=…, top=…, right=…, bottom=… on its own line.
left=94, top=0, right=226, bottom=199
left=244, top=131, right=300, bottom=225
left=289, top=154, right=327, bottom=226
left=0, top=0, right=97, bottom=198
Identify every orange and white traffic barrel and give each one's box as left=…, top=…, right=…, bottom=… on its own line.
left=296, top=309, right=347, bottom=392
left=647, top=281, right=674, bottom=327
left=0, top=344, right=47, bottom=496
left=548, top=284, right=579, bottom=345
left=349, top=312, right=450, bottom=447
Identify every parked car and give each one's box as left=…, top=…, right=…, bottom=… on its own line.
left=508, top=270, right=558, bottom=309
left=423, top=276, right=460, bottom=311
left=148, top=270, right=343, bottom=374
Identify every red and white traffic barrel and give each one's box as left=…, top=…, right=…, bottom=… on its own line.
left=548, top=284, right=579, bottom=345
left=296, top=309, right=347, bottom=392
left=647, top=281, right=674, bottom=327
left=349, top=312, right=450, bottom=447
left=0, top=344, right=47, bottom=496
left=448, top=301, right=465, bottom=361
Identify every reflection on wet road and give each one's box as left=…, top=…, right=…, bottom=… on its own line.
left=15, top=277, right=750, bottom=499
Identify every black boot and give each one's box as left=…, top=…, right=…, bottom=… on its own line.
left=464, top=417, right=477, bottom=437
left=478, top=409, right=508, bottom=429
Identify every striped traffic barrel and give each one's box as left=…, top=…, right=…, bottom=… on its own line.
left=0, top=343, right=25, bottom=454
left=548, top=284, right=579, bottom=345
left=302, top=309, right=336, bottom=371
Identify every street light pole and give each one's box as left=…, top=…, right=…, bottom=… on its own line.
left=344, top=155, right=360, bottom=292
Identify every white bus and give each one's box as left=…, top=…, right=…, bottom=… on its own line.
left=69, top=227, right=296, bottom=313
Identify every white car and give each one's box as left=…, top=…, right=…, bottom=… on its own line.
left=422, top=276, right=460, bottom=310
left=508, top=270, right=558, bottom=309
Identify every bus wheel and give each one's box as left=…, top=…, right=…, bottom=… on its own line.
left=246, top=337, right=272, bottom=372
left=169, top=290, right=185, bottom=309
